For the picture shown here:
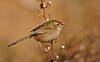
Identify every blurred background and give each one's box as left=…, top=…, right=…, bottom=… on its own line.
left=0, top=0, right=100, bottom=62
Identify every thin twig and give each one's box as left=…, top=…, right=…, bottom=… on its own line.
left=40, top=0, right=47, bottom=20
left=50, top=42, right=55, bottom=59
left=43, top=8, right=46, bottom=20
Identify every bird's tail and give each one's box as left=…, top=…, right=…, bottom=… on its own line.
left=8, top=34, right=32, bottom=47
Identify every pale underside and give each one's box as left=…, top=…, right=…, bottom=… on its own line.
left=33, top=26, right=62, bottom=43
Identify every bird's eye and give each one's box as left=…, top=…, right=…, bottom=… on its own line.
left=57, top=24, right=59, bottom=26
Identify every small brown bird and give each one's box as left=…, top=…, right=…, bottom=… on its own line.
left=8, top=20, right=66, bottom=47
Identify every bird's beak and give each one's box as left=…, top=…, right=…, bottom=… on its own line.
left=61, top=23, right=67, bottom=27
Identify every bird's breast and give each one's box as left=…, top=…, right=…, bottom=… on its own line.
left=33, top=27, right=62, bottom=43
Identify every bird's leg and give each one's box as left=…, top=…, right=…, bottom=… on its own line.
left=42, top=42, right=48, bottom=47
left=39, top=42, right=51, bottom=52
left=38, top=42, right=52, bottom=59
left=38, top=42, right=47, bottom=51
left=38, top=42, right=44, bottom=50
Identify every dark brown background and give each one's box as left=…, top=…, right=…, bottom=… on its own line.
left=0, top=0, right=100, bottom=62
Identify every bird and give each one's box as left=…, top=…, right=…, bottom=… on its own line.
left=8, top=19, right=66, bottom=47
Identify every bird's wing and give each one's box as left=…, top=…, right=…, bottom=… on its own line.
left=30, top=20, right=52, bottom=32
left=30, top=27, right=52, bottom=36
left=8, top=34, right=32, bottom=47
left=30, top=22, right=47, bottom=32
left=30, top=22, right=53, bottom=36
